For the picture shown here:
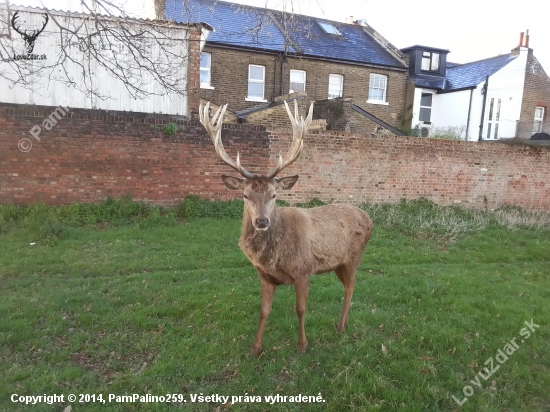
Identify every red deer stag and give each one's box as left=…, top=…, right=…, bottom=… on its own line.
left=199, top=100, right=372, bottom=356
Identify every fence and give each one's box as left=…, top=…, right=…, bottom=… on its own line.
left=516, top=121, right=550, bottom=139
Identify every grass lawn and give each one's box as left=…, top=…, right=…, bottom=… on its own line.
left=0, top=199, right=549, bottom=411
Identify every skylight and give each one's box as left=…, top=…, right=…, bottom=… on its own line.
left=318, top=21, right=342, bottom=36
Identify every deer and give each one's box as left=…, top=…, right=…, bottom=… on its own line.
left=199, top=100, right=372, bottom=356
left=11, top=11, right=49, bottom=54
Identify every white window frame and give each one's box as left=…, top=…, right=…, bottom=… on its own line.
left=419, top=92, right=434, bottom=124
left=533, top=106, right=545, bottom=133
left=200, top=52, right=213, bottom=89
left=289, top=69, right=306, bottom=94
left=246, top=64, right=267, bottom=102
left=328, top=74, right=344, bottom=99
left=367, top=73, right=388, bottom=105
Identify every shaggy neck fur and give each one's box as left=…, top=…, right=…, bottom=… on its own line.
left=241, top=204, right=285, bottom=266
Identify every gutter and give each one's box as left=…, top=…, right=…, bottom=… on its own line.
left=351, top=104, right=405, bottom=136
left=436, top=86, right=476, bottom=94
left=465, top=88, right=474, bottom=140
left=206, top=43, right=408, bottom=72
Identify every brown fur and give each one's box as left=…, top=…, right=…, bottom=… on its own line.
left=225, top=175, right=372, bottom=356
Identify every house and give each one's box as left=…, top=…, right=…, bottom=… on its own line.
left=160, top=0, right=411, bottom=134
left=401, top=32, right=550, bottom=140
left=0, top=4, right=208, bottom=116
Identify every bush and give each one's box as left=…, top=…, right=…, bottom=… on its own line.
left=176, top=196, right=244, bottom=219
left=163, top=123, right=178, bottom=135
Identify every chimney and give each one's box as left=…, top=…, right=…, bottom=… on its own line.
left=518, top=32, right=524, bottom=48
left=154, top=0, right=166, bottom=20
left=525, top=29, right=530, bottom=48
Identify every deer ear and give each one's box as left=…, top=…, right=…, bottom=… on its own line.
left=221, top=175, right=245, bottom=190
left=275, top=175, right=299, bottom=190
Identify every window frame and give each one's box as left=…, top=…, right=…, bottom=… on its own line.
left=328, top=74, right=344, bottom=99
left=246, top=64, right=267, bottom=102
left=200, top=52, right=213, bottom=89
left=367, top=73, right=388, bottom=104
left=421, top=51, right=440, bottom=72
left=419, top=92, right=434, bottom=124
left=318, top=21, right=343, bottom=36
left=289, top=69, right=306, bottom=94
left=534, top=106, right=545, bottom=122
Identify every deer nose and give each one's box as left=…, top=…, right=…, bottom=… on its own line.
left=255, top=218, right=270, bottom=229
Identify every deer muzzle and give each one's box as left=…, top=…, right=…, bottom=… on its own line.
left=254, top=218, right=270, bottom=230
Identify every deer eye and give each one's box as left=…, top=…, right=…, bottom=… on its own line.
left=243, top=194, right=249, bottom=200
left=271, top=194, right=276, bottom=199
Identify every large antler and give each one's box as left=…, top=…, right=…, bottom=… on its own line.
left=267, top=100, right=314, bottom=178
left=199, top=102, right=255, bottom=179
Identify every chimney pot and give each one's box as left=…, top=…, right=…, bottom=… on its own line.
left=525, top=29, right=529, bottom=48
left=518, top=32, right=524, bottom=48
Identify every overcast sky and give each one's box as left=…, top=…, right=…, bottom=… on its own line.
left=10, top=0, right=550, bottom=71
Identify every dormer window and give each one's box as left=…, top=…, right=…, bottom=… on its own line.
left=422, top=51, right=440, bottom=72
left=318, top=21, right=342, bottom=36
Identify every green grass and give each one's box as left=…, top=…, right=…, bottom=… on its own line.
left=0, top=198, right=549, bottom=411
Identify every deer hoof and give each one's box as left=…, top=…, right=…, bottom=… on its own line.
left=297, top=343, right=307, bottom=353
left=336, top=324, right=346, bottom=333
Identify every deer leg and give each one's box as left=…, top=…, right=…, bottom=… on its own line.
left=335, top=266, right=356, bottom=333
left=294, top=279, right=310, bottom=353
left=250, top=278, right=276, bottom=357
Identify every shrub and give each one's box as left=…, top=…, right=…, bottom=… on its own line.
left=163, top=123, right=178, bottom=136
left=176, top=196, right=244, bottom=219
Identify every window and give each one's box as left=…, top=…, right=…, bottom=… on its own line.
left=200, top=52, right=212, bottom=88
left=247, top=65, right=265, bottom=101
left=533, top=106, right=545, bottom=133
left=289, top=70, right=306, bottom=93
left=318, top=21, right=342, bottom=36
left=419, top=93, right=433, bottom=123
left=421, top=51, right=440, bottom=72
left=486, top=97, right=502, bottom=139
left=368, top=74, right=387, bottom=103
left=328, top=74, right=343, bottom=99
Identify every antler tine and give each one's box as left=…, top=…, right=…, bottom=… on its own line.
left=267, top=100, right=314, bottom=178
left=199, top=102, right=255, bottom=179
left=11, top=12, right=24, bottom=35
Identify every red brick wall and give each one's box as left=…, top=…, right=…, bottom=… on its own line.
left=1, top=104, right=549, bottom=210
left=519, top=51, right=550, bottom=124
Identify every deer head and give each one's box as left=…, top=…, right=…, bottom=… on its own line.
left=199, top=100, right=313, bottom=231
left=11, top=11, right=49, bottom=54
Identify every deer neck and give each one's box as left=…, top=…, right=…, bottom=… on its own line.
left=240, top=205, right=284, bottom=262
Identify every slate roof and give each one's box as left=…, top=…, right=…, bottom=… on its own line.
left=444, top=54, right=517, bottom=91
left=166, top=0, right=290, bottom=52
left=165, top=0, right=406, bottom=69
left=409, top=54, right=517, bottom=92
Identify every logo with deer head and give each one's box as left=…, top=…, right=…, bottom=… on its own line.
left=11, top=11, right=49, bottom=54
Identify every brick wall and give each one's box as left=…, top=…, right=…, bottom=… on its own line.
left=199, top=46, right=409, bottom=132
left=519, top=50, right=550, bottom=124
left=1, top=103, right=549, bottom=210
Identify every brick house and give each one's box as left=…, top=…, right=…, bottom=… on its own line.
left=401, top=32, right=550, bottom=140
left=160, top=0, right=411, bottom=134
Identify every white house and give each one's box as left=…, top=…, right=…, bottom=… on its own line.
left=401, top=33, right=549, bottom=140
left=0, top=4, right=210, bottom=116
